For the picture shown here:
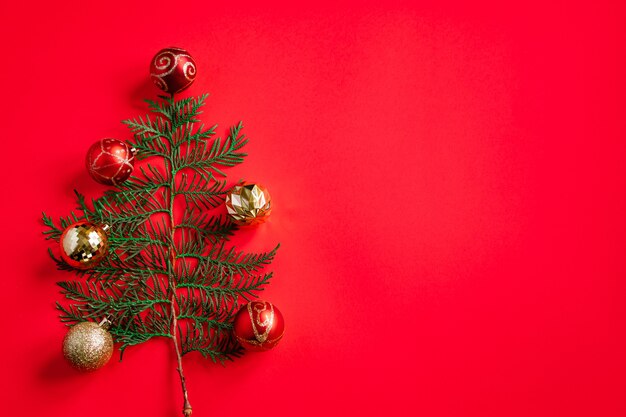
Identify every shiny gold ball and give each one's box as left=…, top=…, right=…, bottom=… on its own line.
left=225, top=182, right=272, bottom=225
left=59, top=221, right=109, bottom=269
left=62, top=322, right=113, bottom=371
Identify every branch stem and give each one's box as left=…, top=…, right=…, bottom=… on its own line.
left=167, top=94, right=192, bottom=417
left=171, top=295, right=192, bottom=416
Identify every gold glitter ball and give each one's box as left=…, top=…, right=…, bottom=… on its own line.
left=62, top=322, right=113, bottom=372
left=59, top=221, right=109, bottom=269
left=225, top=182, right=272, bottom=225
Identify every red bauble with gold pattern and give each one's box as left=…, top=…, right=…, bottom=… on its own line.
left=86, top=138, right=136, bottom=186
left=59, top=221, right=109, bottom=270
left=150, top=47, right=197, bottom=94
left=233, top=300, right=284, bottom=351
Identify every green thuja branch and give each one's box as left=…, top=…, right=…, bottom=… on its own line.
left=42, top=94, right=278, bottom=417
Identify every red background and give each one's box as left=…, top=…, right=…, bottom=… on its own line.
left=1, top=1, right=625, bottom=416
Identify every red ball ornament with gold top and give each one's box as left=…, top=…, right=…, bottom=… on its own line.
left=150, top=47, right=197, bottom=94
left=86, top=138, right=136, bottom=186
left=233, top=300, right=285, bottom=351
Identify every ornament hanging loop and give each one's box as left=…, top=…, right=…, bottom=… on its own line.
left=98, top=317, right=112, bottom=330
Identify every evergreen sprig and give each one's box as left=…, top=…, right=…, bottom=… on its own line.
left=42, top=94, right=278, bottom=369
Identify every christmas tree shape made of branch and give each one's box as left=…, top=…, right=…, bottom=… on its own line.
left=42, top=76, right=279, bottom=415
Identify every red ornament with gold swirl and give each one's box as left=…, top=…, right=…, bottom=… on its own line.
left=150, top=47, right=197, bottom=94
left=233, top=300, right=285, bottom=351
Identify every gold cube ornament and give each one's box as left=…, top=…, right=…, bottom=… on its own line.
left=225, top=182, right=272, bottom=225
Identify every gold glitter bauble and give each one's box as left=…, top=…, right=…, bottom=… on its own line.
left=59, top=221, right=109, bottom=269
left=62, top=322, right=113, bottom=371
left=225, top=182, right=272, bottom=225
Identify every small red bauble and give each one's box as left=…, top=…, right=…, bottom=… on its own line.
left=86, top=138, right=136, bottom=186
left=150, top=47, right=197, bottom=94
left=233, top=300, right=285, bottom=351
left=59, top=221, right=109, bottom=270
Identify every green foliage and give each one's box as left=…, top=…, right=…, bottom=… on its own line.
left=42, top=95, right=278, bottom=361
